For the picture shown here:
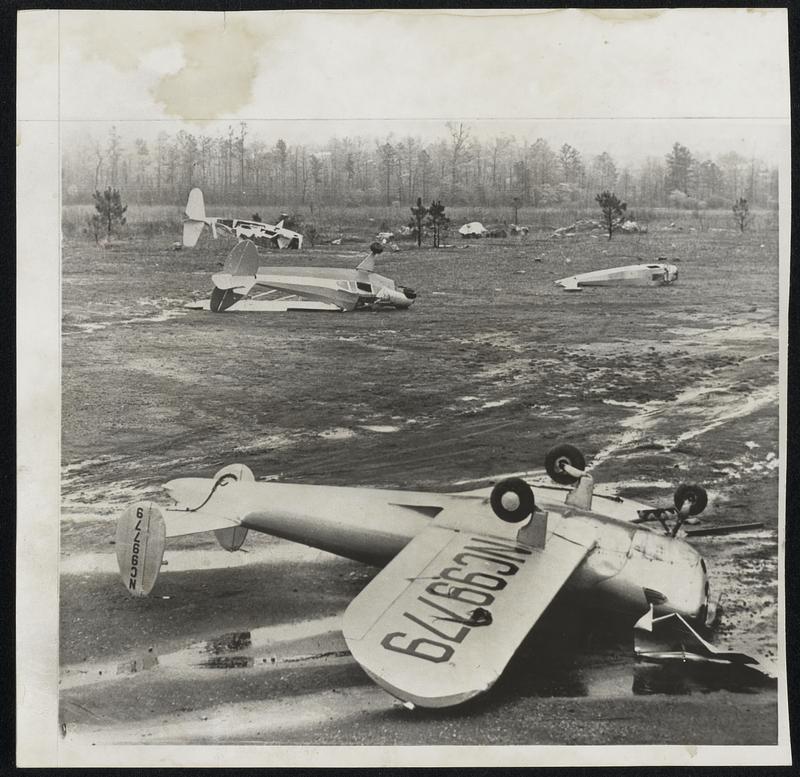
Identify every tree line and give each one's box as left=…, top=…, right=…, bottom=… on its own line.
left=62, top=124, right=779, bottom=212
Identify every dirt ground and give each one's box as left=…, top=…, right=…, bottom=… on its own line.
left=59, top=224, right=782, bottom=747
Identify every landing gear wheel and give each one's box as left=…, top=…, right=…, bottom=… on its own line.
left=544, top=444, right=587, bottom=485
left=490, top=477, right=536, bottom=523
left=674, top=484, right=708, bottom=516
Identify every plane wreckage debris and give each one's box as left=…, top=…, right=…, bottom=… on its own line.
left=555, top=262, right=679, bottom=291
left=633, top=606, right=776, bottom=693
left=552, top=218, right=648, bottom=238
left=183, top=188, right=303, bottom=249
left=184, top=238, right=416, bottom=313
left=111, top=442, right=756, bottom=708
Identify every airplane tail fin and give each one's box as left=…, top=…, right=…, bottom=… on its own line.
left=183, top=187, right=217, bottom=246
left=220, top=239, right=260, bottom=277
left=209, top=240, right=260, bottom=312
left=183, top=220, right=205, bottom=248
left=115, top=502, right=166, bottom=597
left=184, top=187, right=206, bottom=222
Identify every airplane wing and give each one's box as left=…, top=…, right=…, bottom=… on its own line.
left=184, top=298, right=341, bottom=312
left=342, top=506, right=594, bottom=708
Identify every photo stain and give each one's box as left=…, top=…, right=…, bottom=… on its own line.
left=582, top=9, right=665, bottom=23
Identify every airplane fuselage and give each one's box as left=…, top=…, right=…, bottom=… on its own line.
left=251, top=265, right=416, bottom=311
left=164, top=477, right=711, bottom=626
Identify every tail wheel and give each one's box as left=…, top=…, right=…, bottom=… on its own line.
left=490, top=477, right=536, bottom=523
left=674, top=484, right=708, bottom=516
left=544, top=444, right=587, bottom=485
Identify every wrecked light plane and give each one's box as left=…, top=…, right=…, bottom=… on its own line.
left=555, top=262, right=679, bottom=291
left=115, top=443, right=722, bottom=708
left=183, top=188, right=303, bottom=250
left=185, top=239, right=416, bottom=313
left=458, top=221, right=488, bottom=238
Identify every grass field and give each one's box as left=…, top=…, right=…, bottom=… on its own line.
left=59, top=216, right=781, bottom=744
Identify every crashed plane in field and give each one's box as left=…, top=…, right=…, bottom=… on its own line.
left=555, top=262, right=679, bottom=291
left=183, top=188, right=303, bottom=249
left=186, top=239, right=417, bottom=312
left=115, top=442, right=726, bottom=708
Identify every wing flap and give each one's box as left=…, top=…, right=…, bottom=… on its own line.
left=343, top=521, right=593, bottom=707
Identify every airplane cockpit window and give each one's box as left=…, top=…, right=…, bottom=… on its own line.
left=357, top=281, right=373, bottom=293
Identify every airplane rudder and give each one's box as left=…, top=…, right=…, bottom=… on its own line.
left=115, top=502, right=166, bottom=597
left=182, top=220, right=205, bottom=248
left=184, top=187, right=206, bottom=221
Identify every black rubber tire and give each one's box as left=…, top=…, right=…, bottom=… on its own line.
left=674, top=484, right=708, bottom=516
left=490, top=477, right=536, bottom=523
left=544, top=444, right=587, bottom=485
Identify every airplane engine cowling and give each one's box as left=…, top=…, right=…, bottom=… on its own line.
left=376, top=287, right=415, bottom=308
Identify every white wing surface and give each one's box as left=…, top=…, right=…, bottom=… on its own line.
left=343, top=510, right=593, bottom=708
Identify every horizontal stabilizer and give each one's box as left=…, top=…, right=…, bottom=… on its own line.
left=161, top=509, right=240, bottom=538
left=556, top=277, right=581, bottom=291
left=185, top=298, right=342, bottom=312
left=210, top=273, right=255, bottom=291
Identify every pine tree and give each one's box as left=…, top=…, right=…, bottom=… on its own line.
left=88, top=187, right=127, bottom=243
left=732, top=197, right=751, bottom=232
left=410, top=197, right=428, bottom=247
left=427, top=200, right=448, bottom=248
left=595, top=190, right=626, bottom=240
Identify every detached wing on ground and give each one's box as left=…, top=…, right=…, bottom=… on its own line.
left=343, top=503, right=594, bottom=708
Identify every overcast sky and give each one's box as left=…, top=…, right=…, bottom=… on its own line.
left=21, top=8, right=790, bottom=166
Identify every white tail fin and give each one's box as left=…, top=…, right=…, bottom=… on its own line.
left=183, top=188, right=217, bottom=246
left=116, top=502, right=166, bottom=597
left=185, top=187, right=206, bottom=222
left=183, top=220, right=205, bottom=248
left=221, top=239, right=259, bottom=277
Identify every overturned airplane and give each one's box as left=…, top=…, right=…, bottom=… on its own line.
left=183, top=188, right=303, bottom=249
left=186, top=240, right=417, bottom=313
left=555, top=262, right=679, bottom=291
left=115, top=443, right=724, bottom=708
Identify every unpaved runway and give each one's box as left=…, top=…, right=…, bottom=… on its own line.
left=59, top=229, right=782, bottom=745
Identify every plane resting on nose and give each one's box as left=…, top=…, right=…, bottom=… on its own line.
left=185, top=239, right=417, bottom=313
left=115, top=443, right=718, bottom=708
